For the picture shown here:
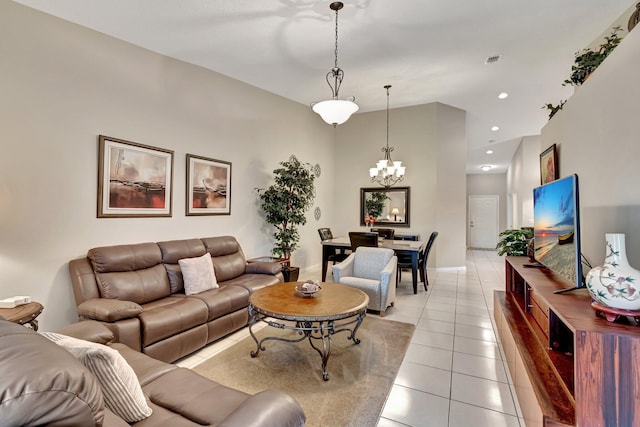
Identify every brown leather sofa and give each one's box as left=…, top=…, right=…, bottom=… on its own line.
left=69, top=236, right=283, bottom=363
left=0, top=319, right=306, bottom=426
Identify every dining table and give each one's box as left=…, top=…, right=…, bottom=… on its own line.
left=321, top=236, right=427, bottom=294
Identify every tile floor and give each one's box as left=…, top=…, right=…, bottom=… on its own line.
left=177, top=249, right=524, bottom=427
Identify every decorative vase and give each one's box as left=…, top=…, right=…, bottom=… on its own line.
left=586, top=233, right=640, bottom=310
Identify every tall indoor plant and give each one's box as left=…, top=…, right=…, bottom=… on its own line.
left=256, top=156, right=315, bottom=280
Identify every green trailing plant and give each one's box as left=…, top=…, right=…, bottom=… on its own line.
left=365, top=191, right=390, bottom=218
left=256, top=157, right=315, bottom=260
left=496, top=228, right=534, bottom=256
left=542, top=100, right=567, bottom=120
left=563, top=26, right=623, bottom=87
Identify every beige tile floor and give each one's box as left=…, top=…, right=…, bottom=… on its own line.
left=177, top=249, right=524, bottom=427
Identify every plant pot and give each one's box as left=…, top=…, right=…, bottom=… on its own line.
left=282, top=266, right=300, bottom=283
left=586, top=233, right=640, bottom=310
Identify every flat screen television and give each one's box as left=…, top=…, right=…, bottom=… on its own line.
left=533, top=174, right=583, bottom=294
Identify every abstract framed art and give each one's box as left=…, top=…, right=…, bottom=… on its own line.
left=540, top=143, right=559, bottom=184
left=97, top=135, right=174, bottom=218
left=186, top=154, right=231, bottom=216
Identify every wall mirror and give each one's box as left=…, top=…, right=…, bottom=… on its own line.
left=360, top=187, right=410, bottom=227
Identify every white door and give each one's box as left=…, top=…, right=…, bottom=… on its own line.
left=468, top=195, right=499, bottom=249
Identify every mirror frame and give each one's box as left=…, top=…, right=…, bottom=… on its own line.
left=360, top=186, right=410, bottom=227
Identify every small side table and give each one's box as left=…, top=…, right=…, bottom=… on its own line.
left=0, top=302, right=44, bottom=331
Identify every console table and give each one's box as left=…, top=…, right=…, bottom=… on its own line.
left=494, top=257, right=640, bottom=426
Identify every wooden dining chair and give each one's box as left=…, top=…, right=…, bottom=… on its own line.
left=348, top=232, right=379, bottom=251
left=397, top=231, right=438, bottom=290
left=319, top=228, right=350, bottom=267
left=370, top=228, right=395, bottom=240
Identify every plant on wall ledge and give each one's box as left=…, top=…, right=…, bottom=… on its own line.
left=563, top=26, right=623, bottom=87
left=542, top=100, right=567, bottom=120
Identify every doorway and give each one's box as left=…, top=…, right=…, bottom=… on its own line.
left=468, top=195, right=499, bottom=249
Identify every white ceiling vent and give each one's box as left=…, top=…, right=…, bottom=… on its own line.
left=485, top=55, right=502, bottom=64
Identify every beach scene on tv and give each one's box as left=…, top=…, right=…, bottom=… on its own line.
left=533, top=177, right=578, bottom=286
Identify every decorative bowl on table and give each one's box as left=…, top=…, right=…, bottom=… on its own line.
left=295, top=281, right=322, bottom=297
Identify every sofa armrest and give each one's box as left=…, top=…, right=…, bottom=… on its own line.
left=332, top=253, right=355, bottom=282
left=56, top=320, right=115, bottom=345
left=219, top=390, right=305, bottom=427
left=245, top=261, right=282, bottom=275
left=77, top=298, right=143, bottom=322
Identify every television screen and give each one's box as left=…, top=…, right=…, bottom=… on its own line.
left=533, top=174, right=582, bottom=290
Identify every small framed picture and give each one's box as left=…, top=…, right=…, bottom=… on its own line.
left=540, top=144, right=559, bottom=184
left=98, top=135, right=173, bottom=218
left=186, top=154, right=231, bottom=216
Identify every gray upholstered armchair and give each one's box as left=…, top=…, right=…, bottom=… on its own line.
left=332, top=247, right=397, bottom=316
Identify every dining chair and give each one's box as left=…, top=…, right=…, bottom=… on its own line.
left=332, top=247, right=397, bottom=316
left=370, top=228, right=395, bottom=240
left=397, top=231, right=438, bottom=290
left=318, top=228, right=350, bottom=269
left=348, top=232, right=379, bottom=251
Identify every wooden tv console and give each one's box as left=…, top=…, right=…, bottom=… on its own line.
left=494, top=257, right=640, bottom=427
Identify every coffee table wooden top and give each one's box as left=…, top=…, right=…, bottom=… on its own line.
left=250, top=282, right=369, bottom=321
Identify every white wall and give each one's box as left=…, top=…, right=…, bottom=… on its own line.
left=505, top=136, right=541, bottom=229
left=467, top=173, right=507, bottom=237
left=541, top=23, right=640, bottom=267
left=334, top=103, right=467, bottom=269
left=0, top=2, right=472, bottom=330
left=0, top=2, right=334, bottom=329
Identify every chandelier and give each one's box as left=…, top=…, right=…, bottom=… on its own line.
left=311, top=2, right=358, bottom=127
left=369, top=85, right=405, bottom=187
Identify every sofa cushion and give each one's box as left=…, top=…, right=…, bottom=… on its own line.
left=0, top=321, right=105, bottom=426
left=41, top=332, right=153, bottom=423
left=139, top=296, right=208, bottom=346
left=179, top=252, right=219, bottom=295
left=158, top=238, right=207, bottom=294
left=89, top=243, right=171, bottom=304
left=201, top=236, right=247, bottom=281
left=221, top=273, right=282, bottom=294
left=187, top=285, right=250, bottom=321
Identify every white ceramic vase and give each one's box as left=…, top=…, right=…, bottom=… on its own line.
left=586, top=233, right=640, bottom=311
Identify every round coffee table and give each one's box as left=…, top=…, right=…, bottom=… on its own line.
left=248, top=282, right=369, bottom=380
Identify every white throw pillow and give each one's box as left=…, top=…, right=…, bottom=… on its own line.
left=40, top=332, right=152, bottom=423
left=179, top=252, right=219, bottom=295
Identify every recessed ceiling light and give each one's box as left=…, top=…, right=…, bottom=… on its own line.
left=491, top=126, right=500, bottom=131
left=486, top=150, right=494, bottom=154
left=498, top=92, right=508, bottom=99
left=480, top=165, right=492, bottom=172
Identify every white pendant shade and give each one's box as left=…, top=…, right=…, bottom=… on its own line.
left=312, top=99, right=359, bottom=126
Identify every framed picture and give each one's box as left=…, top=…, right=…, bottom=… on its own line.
left=540, top=144, right=559, bottom=184
left=98, top=135, right=174, bottom=218
left=186, top=154, right=231, bottom=216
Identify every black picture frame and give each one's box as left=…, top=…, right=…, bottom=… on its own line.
left=360, top=187, right=410, bottom=227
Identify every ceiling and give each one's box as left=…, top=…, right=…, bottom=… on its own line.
left=14, top=0, right=633, bottom=173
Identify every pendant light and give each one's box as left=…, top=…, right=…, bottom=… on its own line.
left=369, top=85, right=405, bottom=188
left=311, top=2, right=358, bottom=127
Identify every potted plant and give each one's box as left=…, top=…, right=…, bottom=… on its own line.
left=542, top=100, right=567, bottom=120
left=256, top=156, right=315, bottom=282
left=496, top=228, right=534, bottom=257
left=563, top=26, right=623, bottom=87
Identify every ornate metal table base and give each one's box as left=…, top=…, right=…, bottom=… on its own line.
left=248, top=305, right=365, bottom=381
